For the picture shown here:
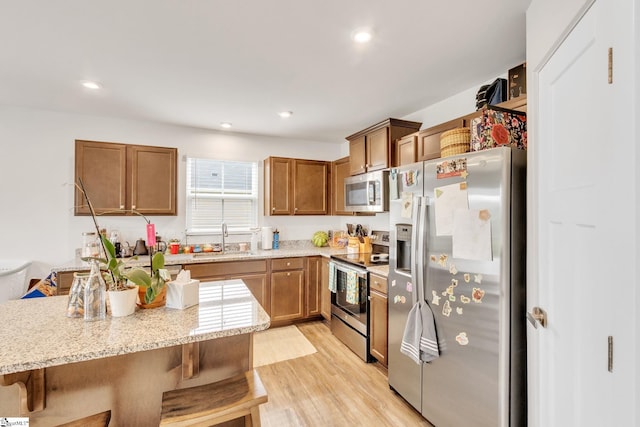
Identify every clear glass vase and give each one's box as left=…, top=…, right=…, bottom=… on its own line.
left=66, top=272, right=89, bottom=318
left=83, top=260, right=106, bottom=321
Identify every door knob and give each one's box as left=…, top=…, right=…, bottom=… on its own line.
left=527, top=306, right=547, bottom=329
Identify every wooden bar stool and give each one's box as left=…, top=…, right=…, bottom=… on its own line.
left=56, top=410, right=111, bottom=426
left=160, top=370, right=268, bottom=426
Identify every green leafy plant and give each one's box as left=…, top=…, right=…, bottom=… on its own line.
left=98, top=236, right=167, bottom=304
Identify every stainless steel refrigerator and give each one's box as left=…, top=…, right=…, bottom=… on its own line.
left=388, top=147, right=527, bottom=427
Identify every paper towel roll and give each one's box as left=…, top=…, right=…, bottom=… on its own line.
left=261, top=227, right=273, bottom=250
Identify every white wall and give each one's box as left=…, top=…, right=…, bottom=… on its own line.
left=0, top=105, right=343, bottom=279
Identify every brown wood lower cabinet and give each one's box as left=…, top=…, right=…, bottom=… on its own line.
left=184, top=260, right=270, bottom=315
left=369, top=272, right=388, bottom=367
left=320, top=257, right=331, bottom=321
left=270, top=260, right=305, bottom=323
left=306, top=256, right=322, bottom=318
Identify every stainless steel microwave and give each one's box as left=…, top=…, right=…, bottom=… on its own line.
left=344, top=170, right=389, bottom=213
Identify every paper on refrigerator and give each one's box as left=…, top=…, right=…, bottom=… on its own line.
left=452, top=209, right=493, bottom=261
left=434, top=182, right=469, bottom=236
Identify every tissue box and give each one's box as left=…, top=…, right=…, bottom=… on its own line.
left=166, top=279, right=200, bottom=309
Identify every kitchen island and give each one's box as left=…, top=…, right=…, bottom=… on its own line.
left=0, top=279, right=270, bottom=426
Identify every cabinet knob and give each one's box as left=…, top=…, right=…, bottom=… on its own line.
left=294, top=208, right=298, bottom=212
left=287, top=262, right=291, bottom=266
left=132, top=205, right=136, bottom=209
left=287, top=272, right=291, bottom=276
left=120, top=205, right=125, bottom=209
left=272, top=207, right=276, bottom=211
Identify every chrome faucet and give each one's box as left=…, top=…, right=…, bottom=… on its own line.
left=221, top=222, right=228, bottom=253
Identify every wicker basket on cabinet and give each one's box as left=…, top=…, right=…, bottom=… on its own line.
left=440, top=128, right=470, bottom=157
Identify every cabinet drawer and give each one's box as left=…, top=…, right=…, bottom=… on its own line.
left=369, top=273, right=388, bottom=295
left=271, top=257, right=305, bottom=271
left=185, top=260, right=268, bottom=279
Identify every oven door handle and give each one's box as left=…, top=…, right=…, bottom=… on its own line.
left=333, top=263, right=368, bottom=278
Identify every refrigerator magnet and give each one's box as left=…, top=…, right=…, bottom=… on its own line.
left=400, top=296, right=406, bottom=304
left=449, top=263, right=458, bottom=275
left=460, top=295, right=471, bottom=304
left=474, top=274, right=483, bottom=283
left=472, top=287, right=486, bottom=303
left=431, top=291, right=441, bottom=306
left=456, top=307, right=463, bottom=315
left=456, top=332, right=469, bottom=346
left=442, top=301, right=452, bottom=317
left=449, top=295, right=456, bottom=302
left=430, top=255, right=437, bottom=262
left=406, top=282, right=413, bottom=292
left=464, top=273, right=471, bottom=283
left=391, top=279, right=396, bottom=287
left=438, top=253, right=449, bottom=267
left=436, top=158, right=468, bottom=179
left=394, top=295, right=401, bottom=304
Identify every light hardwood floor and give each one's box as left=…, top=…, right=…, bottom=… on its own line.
left=256, top=321, right=433, bottom=427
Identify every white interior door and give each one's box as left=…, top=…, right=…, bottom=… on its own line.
left=531, top=0, right=635, bottom=426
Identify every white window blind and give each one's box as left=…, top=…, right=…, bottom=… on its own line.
left=186, top=158, right=258, bottom=233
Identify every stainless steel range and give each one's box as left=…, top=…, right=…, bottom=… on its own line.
left=329, top=230, right=389, bottom=362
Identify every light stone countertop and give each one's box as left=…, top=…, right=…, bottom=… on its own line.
left=0, top=279, right=269, bottom=375
left=53, top=245, right=349, bottom=272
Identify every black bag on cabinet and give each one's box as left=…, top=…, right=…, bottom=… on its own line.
left=475, top=78, right=508, bottom=110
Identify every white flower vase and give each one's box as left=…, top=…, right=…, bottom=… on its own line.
left=107, top=286, right=138, bottom=317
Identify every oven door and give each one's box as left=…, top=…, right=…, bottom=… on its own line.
left=331, top=261, right=368, bottom=335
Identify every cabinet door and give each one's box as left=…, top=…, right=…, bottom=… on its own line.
left=331, top=157, right=351, bottom=215
left=369, top=289, right=388, bottom=367
left=128, top=145, right=177, bottom=215
left=305, top=257, right=322, bottom=318
left=75, top=140, right=127, bottom=215
left=320, top=257, right=331, bottom=321
left=293, top=160, right=329, bottom=215
left=349, top=136, right=367, bottom=175
left=235, top=273, right=270, bottom=316
left=270, top=270, right=305, bottom=322
left=396, top=133, right=418, bottom=166
left=366, top=126, right=390, bottom=172
left=264, top=157, right=293, bottom=215
left=417, top=118, right=466, bottom=161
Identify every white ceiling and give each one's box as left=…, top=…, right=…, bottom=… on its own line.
left=0, top=0, right=531, bottom=142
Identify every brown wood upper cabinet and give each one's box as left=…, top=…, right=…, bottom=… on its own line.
left=75, top=140, right=177, bottom=216
left=330, top=156, right=352, bottom=216
left=347, top=118, right=421, bottom=175
left=264, top=157, right=329, bottom=215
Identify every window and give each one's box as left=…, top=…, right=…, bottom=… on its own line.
left=186, top=158, right=258, bottom=233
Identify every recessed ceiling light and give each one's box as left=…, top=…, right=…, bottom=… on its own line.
left=82, top=81, right=102, bottom=90
left=278, top=111, right=293, bottom=118
left=352, top=29, right=373, bottom=44
left=220, top=122, right=232, bottom=129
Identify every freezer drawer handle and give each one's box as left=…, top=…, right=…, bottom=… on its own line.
left=526, top=307, right=547, bottom=329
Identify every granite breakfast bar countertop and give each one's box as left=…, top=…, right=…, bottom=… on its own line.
left=0, top=279, right=270, bottom=375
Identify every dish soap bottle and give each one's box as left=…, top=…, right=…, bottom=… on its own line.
left=84, top=259, right=106, bottom=321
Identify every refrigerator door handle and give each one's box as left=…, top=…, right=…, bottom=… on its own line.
left=410, top=195, right=422, bottom=301
left=417, top=196, right=427, bottom=302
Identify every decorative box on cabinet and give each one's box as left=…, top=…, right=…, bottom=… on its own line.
left=74, top=140, right=177, bottom=216
left=347, top=118, right=422, bottom=175
left=264, top=157, right=329, bottom=215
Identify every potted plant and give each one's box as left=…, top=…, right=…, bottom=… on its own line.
left=76, top=178, right=169, bottom=312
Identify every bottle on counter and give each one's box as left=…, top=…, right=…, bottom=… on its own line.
left=83, top=260, right=106, bottom=321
